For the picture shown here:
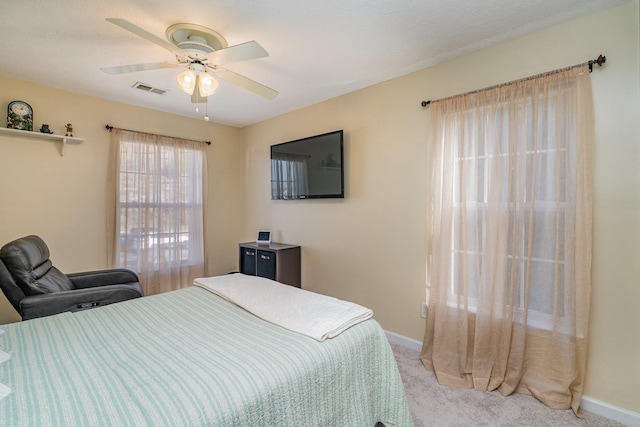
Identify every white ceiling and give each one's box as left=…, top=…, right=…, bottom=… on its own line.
left=0, top=0, right=628, bottom=128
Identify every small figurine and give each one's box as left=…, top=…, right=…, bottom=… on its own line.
left=65, top=123, right=73, bottom=137
left=40, top=124, right=53, bottom=134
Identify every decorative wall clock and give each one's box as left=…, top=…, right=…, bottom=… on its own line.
left=7, top=100, right=33, bottom=131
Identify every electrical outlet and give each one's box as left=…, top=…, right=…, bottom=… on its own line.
left=420, top=302, right=428, bottom=319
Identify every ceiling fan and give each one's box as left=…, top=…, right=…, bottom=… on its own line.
left=101, top=18, right=278, bottom=101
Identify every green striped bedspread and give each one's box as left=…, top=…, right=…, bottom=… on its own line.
left=0, top=286, right=413, bottom=426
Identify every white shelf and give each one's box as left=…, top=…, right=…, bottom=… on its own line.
left=0, top=127, right=85, bottom=156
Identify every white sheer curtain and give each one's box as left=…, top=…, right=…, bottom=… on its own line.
left=107, top=129, right=208, bottom=295
left=271, top=153, right=309, bottom=199
left=421, top=64, right=594, bottom=415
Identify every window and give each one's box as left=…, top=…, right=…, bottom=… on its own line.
left=447, top=98, right=568, bottom=328
left=108, top=129, right=207, bottom=295
left=425, top=67, right=593, bottom=335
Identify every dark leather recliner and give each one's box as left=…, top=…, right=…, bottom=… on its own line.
left=0, top=235, right=143, bottom=321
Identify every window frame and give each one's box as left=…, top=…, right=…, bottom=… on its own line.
left=116, top=136, right=205, bottom=273
left=444, top=94, right=570, bottom=331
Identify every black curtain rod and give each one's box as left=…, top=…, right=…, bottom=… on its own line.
left=104, top=124, right=211, bottom=145
left=420, top=54, right=606, bottom=108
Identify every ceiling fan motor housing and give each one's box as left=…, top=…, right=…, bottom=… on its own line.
left=166, top=23, right=228, bottom=61
left=177, top=36, right=215, bottom=60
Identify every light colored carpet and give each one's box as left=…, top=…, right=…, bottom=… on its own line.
left=390, top=343, right=624, bottom=427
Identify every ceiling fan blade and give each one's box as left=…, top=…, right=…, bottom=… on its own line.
left=207, top=41, right=268, bottom=66
left=216, top=69, right=278, bottom=99
left=106, top=18, right=187, bottom=60
left=100, top=62, right=179, bottom=75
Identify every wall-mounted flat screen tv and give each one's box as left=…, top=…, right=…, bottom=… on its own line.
left=271, top=130, right=344, bottom=200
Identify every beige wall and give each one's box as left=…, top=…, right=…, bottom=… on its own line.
left=242, top=1, right=640, bottom=413
left=1, top=0, right=638, bottom=415
left=0, top=77, right=245, bottom=323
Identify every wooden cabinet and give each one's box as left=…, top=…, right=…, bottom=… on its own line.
left=239, top=242, right=301, bottom=287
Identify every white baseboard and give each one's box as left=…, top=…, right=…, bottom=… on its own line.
left=580, top=396, right=640, bottom=427
left=384, top=330, right=640, bottom=427
left=384, top=329, right=422, bottom=352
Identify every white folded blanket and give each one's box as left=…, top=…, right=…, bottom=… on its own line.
left=193, top=274, right=373, bottom=341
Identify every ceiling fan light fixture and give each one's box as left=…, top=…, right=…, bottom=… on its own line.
left=198, top=71, right=219, bottom=97
left=176, top=68, right=196, bottom=95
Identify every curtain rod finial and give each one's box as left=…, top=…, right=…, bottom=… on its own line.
left=588, top=54, right=606, bottom=72
left=421, top=100, right=431, bottom=108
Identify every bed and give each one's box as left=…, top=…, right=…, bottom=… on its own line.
left=0, top=274, right=413, bottom=426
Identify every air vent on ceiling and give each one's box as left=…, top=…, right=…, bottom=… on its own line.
left=132, top=82, right=168, bottom=95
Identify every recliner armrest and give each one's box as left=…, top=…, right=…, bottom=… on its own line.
left=67, top=269, right=140, bottom=289
left=19, top=283, right=143, bottom=321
